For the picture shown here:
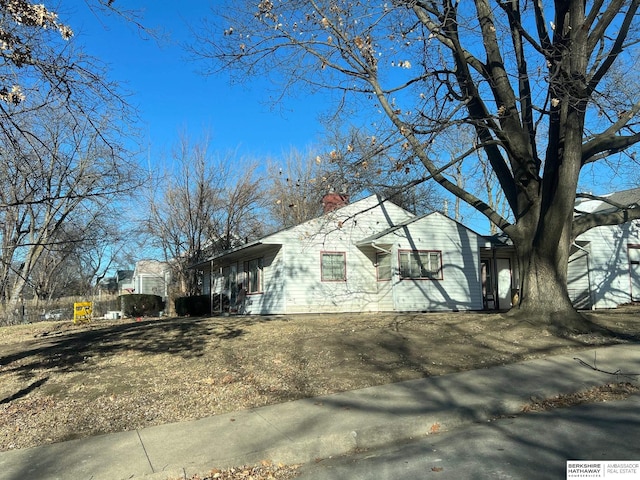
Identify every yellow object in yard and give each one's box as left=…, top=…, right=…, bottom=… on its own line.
left=73, top=302, right=92, bottom=324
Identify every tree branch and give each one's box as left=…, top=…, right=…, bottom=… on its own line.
left=582, top=99, right=640, bottom=164
left=574, top=353, right=640, bottom=381
left=572, top=195, right=640, bottom=239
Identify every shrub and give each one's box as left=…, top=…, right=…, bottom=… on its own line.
left=118, top=294, right=164, bottom=317
left=174, top=295, right=211, bottom=317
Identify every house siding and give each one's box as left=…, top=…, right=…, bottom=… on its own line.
left=132, top=261, right=170, bottom=298
left=243, top=245, right=286, bottom=314
left=268, top=197, right=412, bottom=314
left=197, top=195, right=489, bottom=315
left=376, top=213, right=483, bottom=311
left=282, top=246, right=379, bottom=314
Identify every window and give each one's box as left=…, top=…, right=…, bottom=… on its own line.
left=377, top=252, right=392, bottom=281
left=222, top=264, right=237, bottom=291
left=398, top=250, right=442, bottom=279
left=246, top=257, right=263, bottom=293
left=321, top=252, right=346, bottom=281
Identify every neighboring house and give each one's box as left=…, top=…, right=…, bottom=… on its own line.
left=116, top=270, right=135, bottom=295
left=194, top=194, right=488, bottom=314
left=479, top=188, right=640, bottom=310
left=567, top=188, right=640, bottom=309
left=132, top=260, right=171, bottom=300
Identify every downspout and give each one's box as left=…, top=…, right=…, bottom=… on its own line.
left=218, top=264, right=223, bottom=314
left=491, top=246, right=498, bottom=310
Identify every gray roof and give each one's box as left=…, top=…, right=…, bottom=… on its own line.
left=593, top=187, right=640, bottom=212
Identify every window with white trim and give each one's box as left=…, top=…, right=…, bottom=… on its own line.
left=246, top=257, right=263, bottom=293
left=222, top=264, right=236, bottom=291
left=398, top=250, right=442, bottom=279
left=377, top=252, right=392, bottom=281
left=321, top=252, right=346, bottom=281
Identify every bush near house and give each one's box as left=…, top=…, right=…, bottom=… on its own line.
left=175, top=295, right=211, bottom=316
left=175, top=294, right=230, bottom=316
left=119, top=294, right=164, bottom=317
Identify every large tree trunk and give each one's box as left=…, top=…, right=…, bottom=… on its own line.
left=504, top=135, right=595, bottom=334
left=513, top=245, right=591, bottom=333
left=505, top=0, right=593, bottom=333
left=510, top=202, right=594, bottom=333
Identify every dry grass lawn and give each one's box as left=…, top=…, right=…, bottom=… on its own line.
left=1, top=307, right=639, bottom=453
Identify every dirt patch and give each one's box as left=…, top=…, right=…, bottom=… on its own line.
left=1, top=307, right=639, bottom=451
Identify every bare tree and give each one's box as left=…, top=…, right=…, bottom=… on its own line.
left=319, top=123, right=442, bottom=214
left=217, top=161, right=266, bottom=249
left=265, top=148, right=336, bottom=229
left=144, top=134, right=265, bottom=296
left=144, top=135, right=221, bottom=296
left=439, top=126, right=509, bottom=232
left=196, top=0, right=640, bottom=331
left=0, top=98, right=143, bottom=321
left=0, top=2, right=145, bottom=323
left=28, top=208, right=135, bottom=302
left=0, top=1, right=140, bottom=141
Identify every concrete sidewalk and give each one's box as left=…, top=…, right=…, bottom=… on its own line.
left=1, top=344, right=639, bottom=480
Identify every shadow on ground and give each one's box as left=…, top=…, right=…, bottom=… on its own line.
left=0, top=315, right=281, bottom=380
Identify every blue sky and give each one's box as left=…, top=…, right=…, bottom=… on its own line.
left=62, top=1, right=636, bottom=238
left=67, top=1, right=326, bottom=160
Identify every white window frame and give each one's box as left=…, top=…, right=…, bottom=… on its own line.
left=376, top=252, right=392, bottom=281
left=246, top=257, right=263, bottom=294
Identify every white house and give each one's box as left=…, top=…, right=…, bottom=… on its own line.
left=132, top=260, right=171, bottom=300
left=195, top=194, right=487, bottom=315
left=566, top=189, right=640, bottom=309
left=193, top=189, right=640, bottom=315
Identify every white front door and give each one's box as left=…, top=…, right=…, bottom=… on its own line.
left=376, top=252, right=394, bottom=311
left=496, top=258, right=512, bottom=310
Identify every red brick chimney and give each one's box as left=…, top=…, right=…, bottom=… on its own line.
left=322, top=192, right=350, bottom=213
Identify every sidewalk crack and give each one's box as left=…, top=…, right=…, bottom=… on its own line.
left=137, top=429, right=155, bottom=473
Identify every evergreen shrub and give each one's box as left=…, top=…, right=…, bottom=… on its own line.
left=119, top=294, right=164, bottom=317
